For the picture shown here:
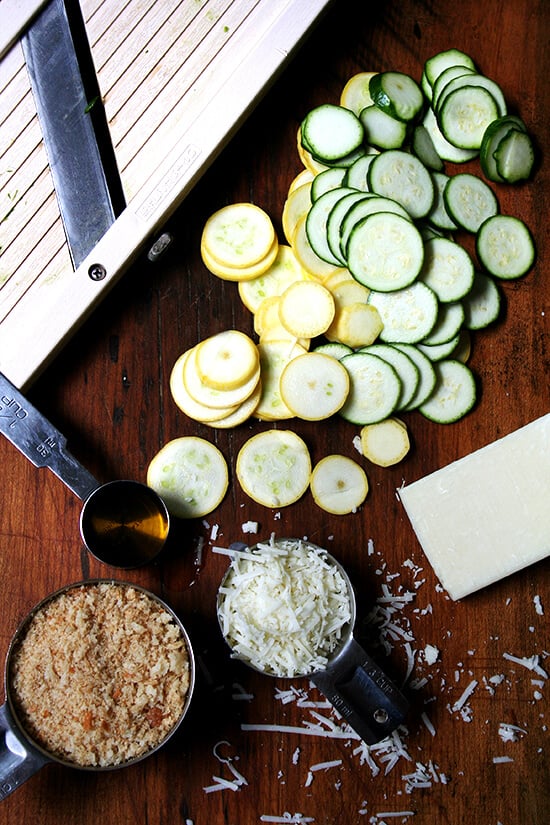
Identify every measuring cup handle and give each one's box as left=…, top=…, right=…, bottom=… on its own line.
left=0, top=371, right=98, bottom=500
left=0, top=703, right=50, bottom=800
left=311, top=637, right=409, bottom=745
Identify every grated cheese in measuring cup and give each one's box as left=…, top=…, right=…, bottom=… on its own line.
left=217, top=538, right=352, bottom=677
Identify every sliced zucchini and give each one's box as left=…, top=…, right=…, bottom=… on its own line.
left=426, top=170, right=458, bottom=231
left=343, top=154, right=378, bottom=191
left=419, top=359, right=477, bottom=423
left=326, top=191, right=373, bottom=265
left=310, top=166, right=347, bottom=201
left=411, top=123, right=444, bottom=171
left=367, top=282, right=439, bottom=344
left=391, top=343, right=437, bottom=410
left=424, top=48, right=476, bottom=89
left=419, top=236, right=475, bottom=302
left=360, top=343, right=420, bottom=410
left=443, top=172, right=499, bottom=232
left=313, top=341, right=354, bottom=360
left=367, top=149, right=435, bottom=219
left=347, top=211, right=424, bottom=291
left=431, top=65, right=477, bottom=110
left=435, top=73, right=507, bottom=120
left=422, top=107, right=478, bottom=164
left=421, top=300, right=465, bottom=345
left=305, top=186, right=357, bottom=265
left=418, top=334, right=461, bottom=361
left=462, top=271, right=502, bottom=330
left=479, top=115, right=527, bottom=182
left=339, top=352, right=402, bottom=425
left=301, top=104, right=364, bottom=162
left=476, top=215, right=535, bottom=279
left=369, top=71, right=424, bottom=122
left=359, top=105, right=409, bottom=150
left=340, top=195, right=412, bottom=260
left=494, top=128, right=536, bottom=183
left=437, top=85, right=499, bottom=150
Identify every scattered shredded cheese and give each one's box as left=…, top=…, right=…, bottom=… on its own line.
left=423, top=644, right=439, bottom=665
left=498, top=722, right=527, bottom=742
left=451, top=679, right=478, bottom=713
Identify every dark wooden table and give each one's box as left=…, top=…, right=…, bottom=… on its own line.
left=1, top=0, right=548, bottom=822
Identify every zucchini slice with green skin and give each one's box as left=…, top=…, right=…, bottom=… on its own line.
left=339, top=352, right=402, bottom=425
left=367, top=149, right=435, bottom=219
left=426, top=171, right=458, bottom=231
left=411, top=123, right=444, bottom=171
left=476, top=215, right=536, bottom=279
left=422, top=107, right=478, bottom=164
left=435, top=73, right=507, bottom=120
left=479, top=115, right=527, bottom=182
left=392, top=343, right=437, bottom=409
left=462, top=271, right=502, bottom=330
left=367, top=282, right=439, bottom=344
left=418, top=334, right=461, bottom=361
left=310, top=167, right=347, bottom=202
left=369, top=71, right=424, bottom=122
left=421, top=300, right=465, bottom=345
left=305, top=186, right=357, bottom=265
left=444, top=172, right=499, bottom=232
left=424, top=48, right=476, bottom=88
left=360, top=343, right=420, bottom=410
left=494, top=128, right=536, bottom=183
left=437, top=85, right=500, bottom=150
left=347, top=211, right=424, bottom=291
left=420, top=236, right=475, bottom=302
left=301, top=104, right=364, bottom=162
left=339, top=196, right=412, bottom=260
left=431, top=65, right=477, bottom=111
left=359, top=105, right=409, bottom=150
left=419, top=359, right=477, bottom=423
left=326, top=191, right=372, bottom=265
left=343, top=154, right=378, bottom=191
left=313, top=341, right=354, bottom=360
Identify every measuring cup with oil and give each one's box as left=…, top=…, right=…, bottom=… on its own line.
left=0, top=372, right=169, bottom=567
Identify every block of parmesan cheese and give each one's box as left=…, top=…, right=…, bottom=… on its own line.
left=398, top=414, right=550, bottom=600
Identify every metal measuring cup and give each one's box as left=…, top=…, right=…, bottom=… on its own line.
left=0, top=580, right=195, bottom=800
left=0, top=372, right=169, bottom=567
left=217, top=539, right=409, bottom=745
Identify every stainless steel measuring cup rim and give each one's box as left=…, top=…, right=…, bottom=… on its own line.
left=2, top=579, right=195, bottom=778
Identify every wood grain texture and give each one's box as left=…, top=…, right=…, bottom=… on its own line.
left=0, top=0, right=548, bottom=822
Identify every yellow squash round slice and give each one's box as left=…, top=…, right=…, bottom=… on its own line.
left=195, top=330, right=259, bottom=391
left=201, top=202, right=276, bottom=269
left=254, top=340, right=308, bottom=420
left=360, top=417, right=411, bottom=467
left=170, top=350, right=239, bottom=422
left=238, top=245, right=308, bottom=314
left=201, top=235, right=279, bottom=282
left=203, top=382, right=262, bottom=429
left=282, top=182, right=313, bottom=244
left=147, top=436, right=229, bottom=519
left=236, top=429, right=311, bottom=508
left=183, top=344, right=260, bottom=409
left=309, top=454, right=369, bottom=515
left=278, top=280, right=335, bottom=338
left=279, top=352, right=349, bottom=420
